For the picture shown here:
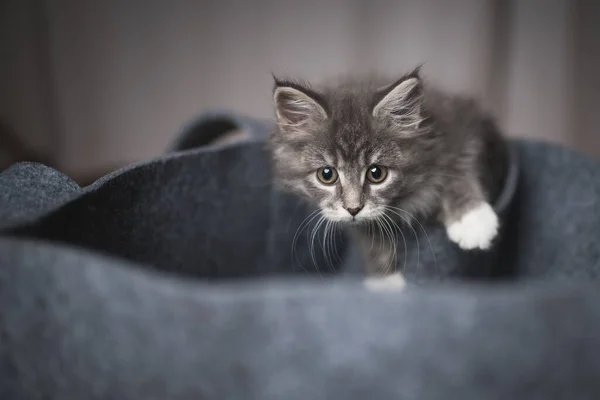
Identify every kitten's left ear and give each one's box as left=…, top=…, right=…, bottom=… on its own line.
left=373, top=68, right=424, bottom=130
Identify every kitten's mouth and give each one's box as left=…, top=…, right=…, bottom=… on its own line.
left=322, top=208, right=378, bottom=224
left=348, top=216, right=370, bottom=225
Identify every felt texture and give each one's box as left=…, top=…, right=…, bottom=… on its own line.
left=1, top=110, right=600, bottom=399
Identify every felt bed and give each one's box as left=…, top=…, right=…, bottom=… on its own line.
left=1, top=110, right=600, bottom=399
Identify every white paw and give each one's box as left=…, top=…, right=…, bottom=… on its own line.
left=364, top=273, right=406, bottom=292
left=446, top=202, right=499, bottom=250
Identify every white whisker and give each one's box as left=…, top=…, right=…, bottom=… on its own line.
left=368, top=220, right=375, bottom=252
left=376, top=214, right=391, bottom=275
left=383, top=213, right=407, bottom=275
left=383, top=207, right=420, bottom=272
left=309, top=215, right=326, bottom=277
left=380, top=214, right=398, bottom=275
left=385, top=206, right=438, bottom=273
left=322, top=220, right=335, bottom=271
left=291, top=209, right=321, bottom=273
left=381, top=218, right=393, bottom=275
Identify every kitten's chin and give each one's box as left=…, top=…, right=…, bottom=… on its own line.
left=338, top=216, right=376, bottom=227
left=325, top=216, right=363, bottom=225
left=321, top=209, right=353, bottom=223
left=321, top=208, right=380, bottom=225
left=323, top=215, right=354, bottom=224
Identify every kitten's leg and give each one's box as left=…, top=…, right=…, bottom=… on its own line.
left=442, top=178, right=499, bottom=250
left=352, top=228, right=406, bottom=291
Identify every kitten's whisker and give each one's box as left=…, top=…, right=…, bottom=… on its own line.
left=378, top=215, right=392, bottom=275
left=368, top=220, right=375, bottom=252
left=309, top=215, right=322, bottom=270
left=291, top=209, right=321, bottom=273
left=377, top=218, right=387, bottom=275
left=384, top=213, right=407, bottom=275
left=323, top=220, right=335, bottom=272
left=379, top=214, right=396, bottom=275
left=382, top=218, right=393, bottom=275
left=298, top=211, right=323, bottom=275
left=400, top=209, right=438, bottom=274
left=309, top=215, right=326, bottom=277
left=386, top=206, right=438, bottom=274
left=384, top=215, right=400, bottom=275
left=383, top=207, right=420, bottom=273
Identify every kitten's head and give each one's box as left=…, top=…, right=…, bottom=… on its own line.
left=269, top=67, right=442, bottom=224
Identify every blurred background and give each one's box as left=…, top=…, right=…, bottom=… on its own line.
left=1, top=0, right=599, bottom=184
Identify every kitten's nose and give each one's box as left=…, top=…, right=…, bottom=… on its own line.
left=345, top=206, right=363, bottom=216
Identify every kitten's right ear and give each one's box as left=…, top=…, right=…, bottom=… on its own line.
left=273, top=78, right=327, bottom=132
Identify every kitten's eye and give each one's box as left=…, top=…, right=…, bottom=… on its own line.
left=366, top=165, right=388, bottom=184
left=317, top=167, right=338, bottom=185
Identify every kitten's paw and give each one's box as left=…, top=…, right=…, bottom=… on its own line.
left=446, top=202, right=498, bottom=250
left=364, top=273, right=406, bottom=292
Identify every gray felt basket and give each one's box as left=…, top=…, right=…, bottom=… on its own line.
left=1, top=110, right=600, bottom=400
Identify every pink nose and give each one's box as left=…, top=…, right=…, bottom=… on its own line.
left=345, top=206, right=363, bottom=216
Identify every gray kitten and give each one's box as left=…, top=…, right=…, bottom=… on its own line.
left=268, top=66, right=508, bottom=285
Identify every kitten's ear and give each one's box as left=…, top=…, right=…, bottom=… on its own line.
left=273, top=78, right=327, bottom=132
left=372, top=68, right=424, bottom=130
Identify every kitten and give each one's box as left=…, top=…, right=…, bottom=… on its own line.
left=268, top=66, right=508, bottom=282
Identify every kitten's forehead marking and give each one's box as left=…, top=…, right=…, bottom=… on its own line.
left=335, top=151, right=345, bottom=168
left=368, top=151, right=383, bottom=165
left=337, top=139, right=351, bottom=155
left=323, top=153, right=335, bottom=166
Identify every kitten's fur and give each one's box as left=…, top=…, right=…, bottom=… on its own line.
left=268, top=66, right=508, bottom=278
